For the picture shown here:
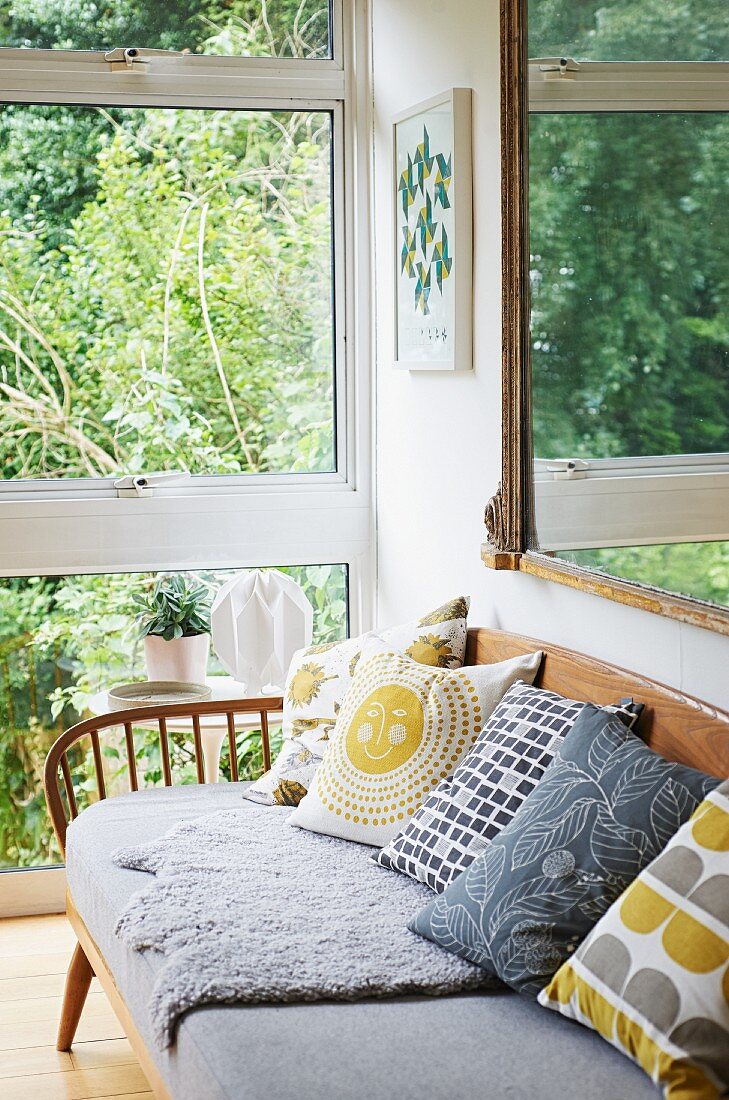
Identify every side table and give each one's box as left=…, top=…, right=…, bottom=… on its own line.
left=86, top=676, right=280, bottom=783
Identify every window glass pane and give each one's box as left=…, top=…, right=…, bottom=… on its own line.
left=0, top=105, right=335, bottom=479
left=0, top=1, right=331, bottom=58
left=530, top=112, right=729, bottom=461
left=529, top=0, right=729, bottom=62
left=555, top=542, right=729, bottom=606
left=0, top=563, right=347, bottom=869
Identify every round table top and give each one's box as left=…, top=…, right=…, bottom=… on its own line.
left=86, top=676, right=282, bottom=732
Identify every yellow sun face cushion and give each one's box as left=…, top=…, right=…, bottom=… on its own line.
left=288, top=642, right=542, bottom=847
left=539, top=779, right=729, bottom=1100
left=246, top=598, right=471, bottom=807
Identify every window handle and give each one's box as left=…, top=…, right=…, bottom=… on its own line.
left=530, top=56, right=581, bottom=79
left=114, top=471, right=191, bottom=498
left=545, top=458, right=589, bottom=481
left=104, top=47, right=184, bottom=70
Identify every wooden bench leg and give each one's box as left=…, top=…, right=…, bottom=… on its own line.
left=57, top=941, right=94, bottom=1051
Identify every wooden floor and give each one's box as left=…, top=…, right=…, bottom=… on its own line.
left=0, top=914, right=152, bottom=1099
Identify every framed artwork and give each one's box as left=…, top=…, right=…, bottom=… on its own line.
left=393, top=87, right=473, bottom=371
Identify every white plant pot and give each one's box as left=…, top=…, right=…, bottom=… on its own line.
left=144, top=634, right=209, bottom=686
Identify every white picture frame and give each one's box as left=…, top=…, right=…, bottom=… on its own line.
left=393, top=87, right=473, bottom=371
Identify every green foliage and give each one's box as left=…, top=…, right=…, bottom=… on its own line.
left=528, top=0, right=729, bottom=62
left=0, top=2, right=341, bottom=869
left=530, top=112, right=729, bottom=461
left=133, top=573, right=212, bottom=640
left=0, top=102, right=335, bottom=478
left=564, top=542, right=729, bottom=606
left=528, top=1, right=729, bottom=465
left=0, top=0, right=329, bottom=57
left=0, top=720, right=58, bottom=866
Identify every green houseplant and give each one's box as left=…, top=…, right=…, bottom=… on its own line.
left=134, top=574, right=212, bottom=685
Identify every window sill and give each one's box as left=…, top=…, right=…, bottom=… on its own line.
left=481, top=544, right=729, bottom=637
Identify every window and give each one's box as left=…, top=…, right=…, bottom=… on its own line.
left=0, top=104, right=336, bottom=478
left=0, top=564, right=348, bottom=873
left=0, top=1, right=333, bottom=58
left=0, top=0, right=370, bottom=568
left=528, top=0, right=729, bottom=606
left=0, top=1, right=371, bottom=903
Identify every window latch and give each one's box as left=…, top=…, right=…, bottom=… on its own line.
left=545, top=458, right=589, bottom=481
left=533, top=56, right=581, bottom=79
left=104, top=47, right=184, bottom=71
left=114, top=471, right=191, bottom=498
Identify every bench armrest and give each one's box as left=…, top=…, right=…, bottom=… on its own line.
left=44, top=695, right=283, bottom=856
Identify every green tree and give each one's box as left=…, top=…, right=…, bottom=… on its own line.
left=529, top=0, right=729, bottom=464
left=1, top=0, right=328, bottom=56
left=528, top=0, right=729, bottom=62
left=0, top=104, right=335, bottom=476
left=530, top=113, right=729, bottom=460
left=0, top=2, right=330, bottom=228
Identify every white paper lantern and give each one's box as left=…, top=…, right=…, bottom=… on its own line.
left=210, top=569, right=313, bottom=693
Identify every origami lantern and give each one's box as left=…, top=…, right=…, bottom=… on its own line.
left=210, top=569, right=313, bottom=693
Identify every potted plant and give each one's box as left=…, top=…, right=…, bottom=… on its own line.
left=134, top=574, right=212, bottom=685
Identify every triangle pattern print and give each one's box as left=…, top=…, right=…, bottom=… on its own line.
left=398, top=125, right=453, bottom=316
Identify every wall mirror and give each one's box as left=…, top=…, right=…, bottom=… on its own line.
left=486, top=0, right=729, bottom=636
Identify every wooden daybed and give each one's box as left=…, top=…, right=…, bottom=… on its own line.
left=44, top=628, right=729, bottom=1100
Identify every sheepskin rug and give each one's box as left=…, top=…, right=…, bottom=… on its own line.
left=113, top=803, right=493, bottom=1047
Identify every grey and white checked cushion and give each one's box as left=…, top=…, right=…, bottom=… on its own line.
left=373, top=681, right=642, bottom=893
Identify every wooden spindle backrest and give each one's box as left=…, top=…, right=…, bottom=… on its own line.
left=44, top=695, right=283, bottom=856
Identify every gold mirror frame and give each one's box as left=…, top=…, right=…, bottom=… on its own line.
left=484, top=0, right=729, bottom=638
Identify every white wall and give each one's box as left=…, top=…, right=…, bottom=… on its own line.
left=371, top=0, right=729, bottom=710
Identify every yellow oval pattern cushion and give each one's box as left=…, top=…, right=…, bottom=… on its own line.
left=287, top=641, right=542, bottom=847
left=539, top=779, right=729, bottom=1100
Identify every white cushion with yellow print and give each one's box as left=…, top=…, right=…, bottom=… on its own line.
left=244, top=597, right=471, bottom=808
left=287, top=641, right=543, bottom=848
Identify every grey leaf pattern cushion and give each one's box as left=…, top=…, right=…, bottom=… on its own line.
left=409, top=705, right=719, bottom=999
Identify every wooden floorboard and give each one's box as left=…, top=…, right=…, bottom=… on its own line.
left=0, top=915, right=151, bottom=1099
left=0, top=1038, right=135, bottom=1078
left=0, top=1064, right=151, bottom=1099
left=0, top=951, right=79, bottom=980
left=0, top=990, right=117, bottom=1025
left=0, top=972, right=102, bottom=1002
left=0, top=915, right=77, bottom=956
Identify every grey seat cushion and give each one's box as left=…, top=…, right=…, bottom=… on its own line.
left=66, top=785, right=657, bottom=1100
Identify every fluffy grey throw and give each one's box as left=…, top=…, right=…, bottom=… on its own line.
left=113, top=804, right=491, bottom=1047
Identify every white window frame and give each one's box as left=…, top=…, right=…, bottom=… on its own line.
left=0, top=2, right=374, bottom=913
left=529, top=59, right=729, bottom=552
left=0, top=0, right=373, bottom=624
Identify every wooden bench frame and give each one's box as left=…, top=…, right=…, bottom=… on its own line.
left=44, top=693, right=283, bottom=1099
left=43, top=628, right=729, bottom=1099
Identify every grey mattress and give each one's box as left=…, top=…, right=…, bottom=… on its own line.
left=66, top=785, right=657, bottom=1100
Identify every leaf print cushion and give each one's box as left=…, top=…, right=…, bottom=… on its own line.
left=246, top=597, right=471, bottom=806
left=409, top=705, right=719, bottom=999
